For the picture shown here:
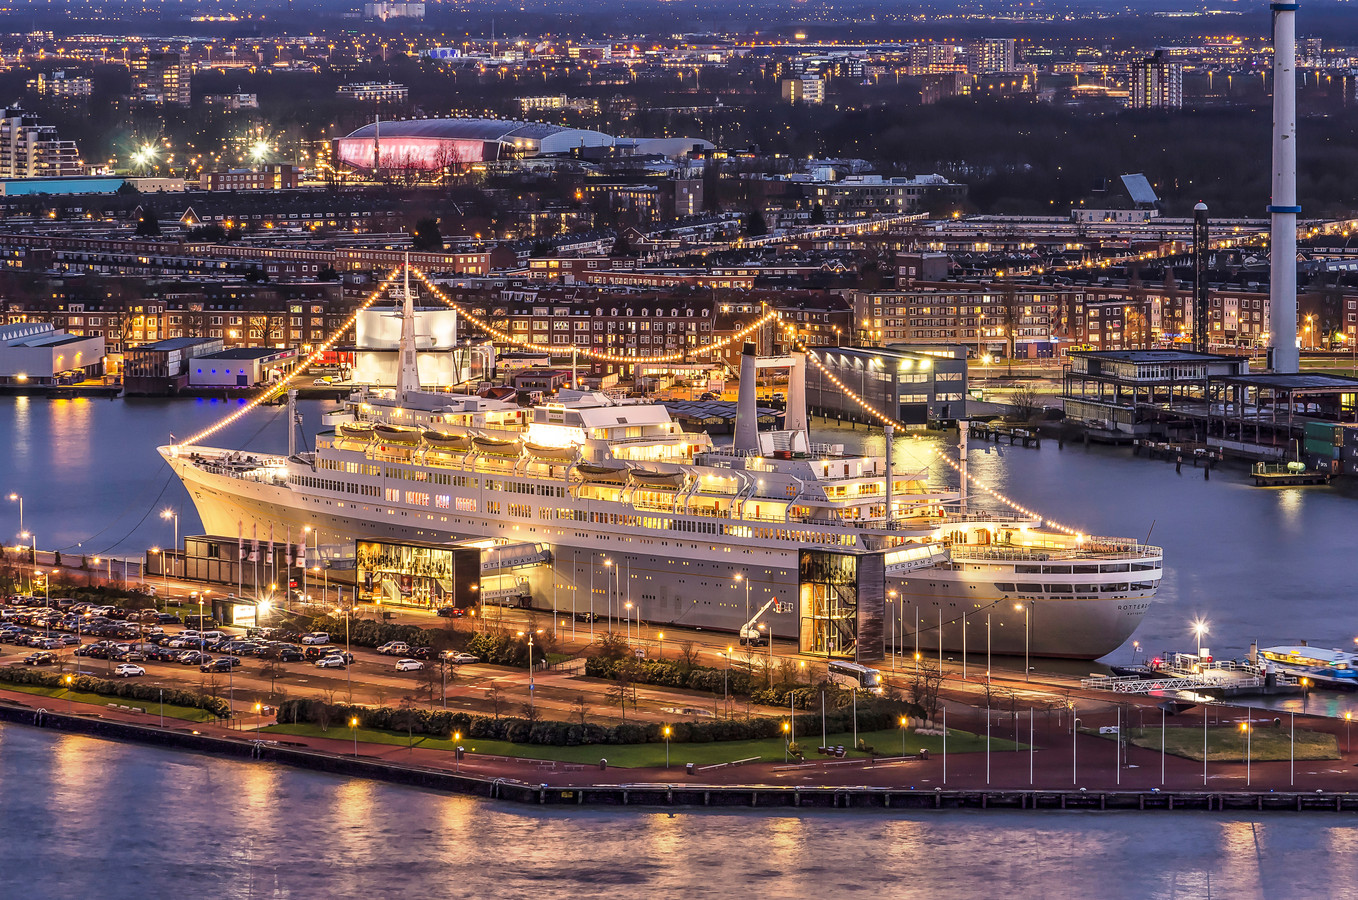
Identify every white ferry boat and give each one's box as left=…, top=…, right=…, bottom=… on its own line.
left=162, top=296, right=1161, bottom=661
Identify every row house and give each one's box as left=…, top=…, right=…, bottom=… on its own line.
left=456, top=289, right=717, bottom=378
left=852, top=286, right=1059, bottom=356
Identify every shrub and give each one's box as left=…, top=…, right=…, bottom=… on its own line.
left=0, top=666, right=230, bottom=718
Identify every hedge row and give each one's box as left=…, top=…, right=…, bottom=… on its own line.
left=278, top=697, right=834, bottom=746
left=586, top=655, right=832, bottom=709
left=0, top=665, right=231, bottom=717
left=278, top=691, right=917, bottom=747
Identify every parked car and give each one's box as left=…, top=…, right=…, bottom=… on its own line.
left=200, top=657, right=240, bottom=673
left=177, top=651, right=210, bottom=666
left=300, top=632, right=330, bottom=645
left=303, top=645, right=338, bottom=661
left=113, top=663, right=146, bottom=677
left=376, top=641, right=410, bottom=656
left=574, top=611, right=600, bottom=622
left=23, top=651, right=57, bottom=666
left=442, top=652, right=480, bottom=666
left=394, top=658, right=424, bottom=672
left=314, top=655, right=346, bottom=669
left=435, top=606, right=465, bottom=618
left=276, top=648, right=305, bottom=663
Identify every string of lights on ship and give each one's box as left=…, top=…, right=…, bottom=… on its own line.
left=174, top=264, right=1085, bottom=541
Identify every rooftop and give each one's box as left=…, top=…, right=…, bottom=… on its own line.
left=197, top=347, right=294, bottom=360
left=1214, top=372, right=1358, bottom=392
left=1068, top=349, right=1230, bottom=364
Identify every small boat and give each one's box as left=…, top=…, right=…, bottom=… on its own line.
left=576, top=463, right=629, bottom=484
left=472, top=436, right=522, bottom=456
left=423, top=430, right=472, bottom=451
left=1258, top=645, right=1358, bottom=689
left=525, top=441, right=577, bottom=460
left=629, top=468, right=686, bottom=489
left=374, top=424, right=421, bottom=445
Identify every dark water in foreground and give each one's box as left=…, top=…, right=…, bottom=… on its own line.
left=1, top=724, right=1354, bottom=900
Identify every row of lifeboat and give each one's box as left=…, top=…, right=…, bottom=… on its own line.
left=336, top=422, right=687, bottom=489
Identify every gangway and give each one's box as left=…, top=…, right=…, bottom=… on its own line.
left=480, top=572, right=531, bottom=606
left=884, top=543, right=949, bottom=575
left=1080, top=672, right=1266, bottom=694
left=481, top=542, right=552, bottom=572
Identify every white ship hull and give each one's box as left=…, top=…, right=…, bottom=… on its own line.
left=166, top=448, right=1153, bottom=659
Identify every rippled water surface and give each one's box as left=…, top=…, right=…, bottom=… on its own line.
left=2, top=725, right=1356, bottom=899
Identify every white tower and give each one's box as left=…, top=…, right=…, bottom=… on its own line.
left=1269, top=1, right=1300, bottom=373
left=396, top=257, right=420, bottom=396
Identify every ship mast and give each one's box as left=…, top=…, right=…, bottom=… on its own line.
left=397, top=254, right=419, bottom=396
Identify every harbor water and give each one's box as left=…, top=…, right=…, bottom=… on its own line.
left=2, top=723, right=1356, bottom=899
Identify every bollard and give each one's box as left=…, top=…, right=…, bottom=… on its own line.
left=599, top=759, right=607, bottom=771
left=686, top=762, right=695, bottom=776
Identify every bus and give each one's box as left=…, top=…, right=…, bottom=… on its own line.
left=826, top=660, right=884, bottom=695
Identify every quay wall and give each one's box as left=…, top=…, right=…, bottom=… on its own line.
left=3, top=704, right=1357, bottom=814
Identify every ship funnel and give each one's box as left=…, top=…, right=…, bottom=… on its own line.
left=785, top=351, right=809, bottom=438
left=733, top=342, right=759, bottom=452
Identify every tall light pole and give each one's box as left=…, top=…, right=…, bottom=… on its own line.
left=603, top=558, right=614, bottom=633
left=1015, top=602, right=1030, bottom=682
left=160, top=509, right=179, bottom=582
left=517, top=629, right=543, bottom=717
left=1192, top=618, right=1209, bottom=658
left=735, top=571, right=750, bottom=626
left=7, top=492, right=21, bottom=540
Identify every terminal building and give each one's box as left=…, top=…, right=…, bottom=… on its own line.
left=188, top=347, right=297, bottom=389
left=0, top=321, right=104, bottom=385
left=806, top=345, right=968, bottom=425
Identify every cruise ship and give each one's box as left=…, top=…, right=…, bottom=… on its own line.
left=162, top=296, right=1161, bottom=661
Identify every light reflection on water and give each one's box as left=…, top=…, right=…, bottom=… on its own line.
left=2, top=725, right=1357, bottom=898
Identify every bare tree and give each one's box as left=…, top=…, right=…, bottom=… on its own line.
left=908, top=662, right=948, bottom=724
left=677, top=640, right=700, bottom=672
left=606, top=659, right=639, bottom=720
left=1008, top=383, right=1042, bottom=423
left=519, top=701, right=541, bottom=726
left=485, top=686, right=506, bottom=720
left=571, top=693, right=588, bottom=725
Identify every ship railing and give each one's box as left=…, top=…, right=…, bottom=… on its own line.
left=947, top=544, right=1162, bottom=562
left=934, top=512, right=1039, bottom=525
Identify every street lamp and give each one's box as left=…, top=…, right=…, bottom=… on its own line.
left=160, top=509, right=178, bottom=582
left=1347, top=712, right=1353, bottom=755
left=453, top=731, right=462, bottom=772
left=1240, top=720, right=1252, bottom=785
left=63, top=674, right=74, bottom=713
left=782, top=720, right=791, bottom=762
left=517, top=629, right=544, bottom=717
left=1015, top=602, right=1030, bottom=682
left=350, top=716, right=360, bottom=757
left=657, top=631, right=664, bottom=661
left=1191, top=618, right=1209, bottom=657
left=624, top=600, right=633, bottom=642
left=735, top=571, right=750, bottom=625
left=6, top=492, right=21, bottom=539
left=603, top=558, right=614, bottom=632
left=663, top=725, right=672, bottom=768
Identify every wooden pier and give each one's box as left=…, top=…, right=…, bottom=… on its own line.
left=972, top=423, right=1041, bottom=448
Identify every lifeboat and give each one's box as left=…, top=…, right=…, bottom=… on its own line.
left=576, top=463, right=630, bottom=484
left=374, top=424, right=421, bottom=445
left=629, top=468, right=686, bottom=489
left=337, top=423, right=375, bottom=440
left=423, top=430, right=473, bottom=451
left=525, top=441, right=578, bottom=461
left=472, top=436, right=522, bottom=456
